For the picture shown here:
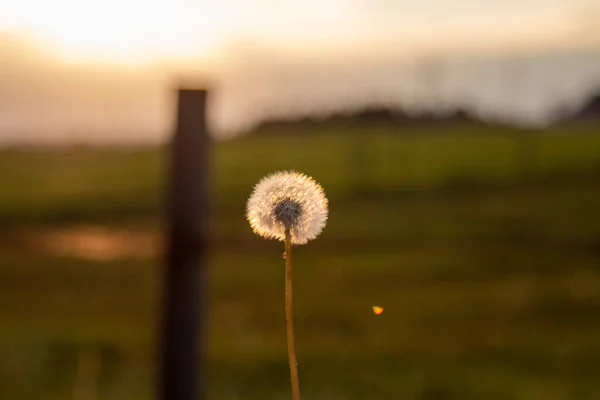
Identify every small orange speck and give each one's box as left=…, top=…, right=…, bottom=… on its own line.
left=372, top=306, right=384, bottom=315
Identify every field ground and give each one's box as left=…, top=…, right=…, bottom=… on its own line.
left=1, top=124, right=600, bottom=399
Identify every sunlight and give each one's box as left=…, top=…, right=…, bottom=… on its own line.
left=1, top=0, right=234, bottom=64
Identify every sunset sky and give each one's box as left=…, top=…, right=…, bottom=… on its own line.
left=2, top=0, right=598, bottom=63
left=1, top=0, right=599, bottom=143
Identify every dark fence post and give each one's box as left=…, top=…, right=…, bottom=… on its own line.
left=159, top=88, right=211, bottom=400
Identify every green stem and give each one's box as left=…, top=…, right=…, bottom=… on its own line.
left=285, top=228, right=301, bottom=400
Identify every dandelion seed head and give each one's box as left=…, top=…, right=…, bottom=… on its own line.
left=274, top=199, right=303, bottom=228
left=246, top=171, right=328, bottom=245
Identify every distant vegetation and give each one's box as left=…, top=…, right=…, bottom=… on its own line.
left=249, top=91, right=600, bottom=135
left=249, top=106, right=494, bottom=135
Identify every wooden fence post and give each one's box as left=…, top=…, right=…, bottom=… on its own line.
left=159, top=88, right=211, bottom=400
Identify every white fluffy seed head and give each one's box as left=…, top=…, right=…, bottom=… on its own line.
left=246, top=171, right=329, bottom=245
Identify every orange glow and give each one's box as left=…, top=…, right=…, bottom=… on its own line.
left=1, top=0, right=591, bottom=66
left=372, top=306, right=384, bottom=315
left=1, top=0, right=234, bottom=64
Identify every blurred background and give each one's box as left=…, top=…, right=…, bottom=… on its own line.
left=1, top=1, right=600, bottom=399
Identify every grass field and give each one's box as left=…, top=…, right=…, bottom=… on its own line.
left=1, top=124, right=600, bottom=399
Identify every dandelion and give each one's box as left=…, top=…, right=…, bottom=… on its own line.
left=246, top=171, right=329, bottom=400
left=247, top=171, right=328, bottom=245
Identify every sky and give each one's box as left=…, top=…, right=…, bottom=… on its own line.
left=2, top=0, right=598, bottom=62
left=1, top=0, right=600, bottom=143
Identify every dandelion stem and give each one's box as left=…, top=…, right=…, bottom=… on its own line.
left=284, top=228, right=301, bottom=400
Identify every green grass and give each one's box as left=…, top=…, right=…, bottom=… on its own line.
left=1, top=125, right=599, bottom=226
left=1, top=124, right=600, bottom=399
